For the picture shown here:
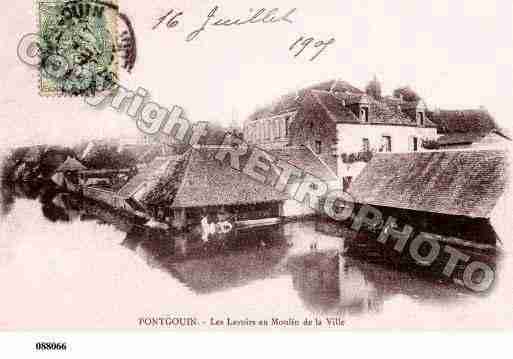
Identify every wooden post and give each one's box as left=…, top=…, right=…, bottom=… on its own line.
left=278, top=201, right=285, bottom=221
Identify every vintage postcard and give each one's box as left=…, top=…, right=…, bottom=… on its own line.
left=1, top=0, right=513, bottom=344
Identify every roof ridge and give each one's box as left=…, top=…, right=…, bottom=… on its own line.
left=303, top=144, right=338, bottom=180
left=170, top=149, right=194, bottom=207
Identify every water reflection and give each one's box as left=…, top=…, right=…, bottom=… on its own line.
left=0, top=179, right=490, bottom=321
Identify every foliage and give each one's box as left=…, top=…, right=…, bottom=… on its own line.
left=421, top=139, right=441, bottom=150
left=365, top=76, right=382, bottom=99
left=82, top=144, right=137, bottom=169
left=392, top=86, right=421, bottom=102
left=39, top=146, right=75, bottom=177
left=341, top=150, right=374, bottom=164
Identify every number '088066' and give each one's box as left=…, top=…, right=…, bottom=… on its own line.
left=35, top=342, right=67, bottom=351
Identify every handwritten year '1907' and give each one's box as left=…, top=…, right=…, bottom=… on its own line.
left=289, top=36, right=336, bottom=61
left=153, top=6, right=336, bottom=61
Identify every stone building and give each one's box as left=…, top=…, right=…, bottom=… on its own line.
left=243, top=78, right=439, bottom=188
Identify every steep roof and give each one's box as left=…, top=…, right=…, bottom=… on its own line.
left=142, top=153, right=190, bottom=206
left=267, top=146, right=338, bottom=181
left=55, top=156, right=87, bottom=172
left=349, top=150, right=508, bottom=218
left=170, top=149, right=287, bottom=208
left=307, top=90, right=360, bottom=124
left=134, top=145, right=338, bottom=208
left=305, top=90, right=437, bottom=127
left=427, top=109, right=498, bottom=134
left=248, top=79, right=364, bottom=120
left=117, top=156, right=176, bottom=198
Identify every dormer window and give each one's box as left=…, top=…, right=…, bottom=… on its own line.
left=360, top=106, right=369, bottom=123
left=417, top=111, right=424, bottom=126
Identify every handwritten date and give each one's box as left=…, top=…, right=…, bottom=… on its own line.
left=153, top=9, right=184, bottom=30
left=289, top=36, right=335, bottom=61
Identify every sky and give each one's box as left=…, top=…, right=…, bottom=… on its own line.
left=1, top=0, right=512, bottom=147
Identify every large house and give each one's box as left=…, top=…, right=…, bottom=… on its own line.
left=243, top=78, right=439, bottom=188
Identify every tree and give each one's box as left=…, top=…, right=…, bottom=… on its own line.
left=365, top=75, right=382, bottom=99
left=393, top=86, right=421, bottom=102
left=82, top=144, right=137, bottom=169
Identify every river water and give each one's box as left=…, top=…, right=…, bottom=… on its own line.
left=0, top=180, right=512, bottom=329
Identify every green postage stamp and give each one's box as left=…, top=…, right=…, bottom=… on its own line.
left=38, top=0, right=118, bottom=96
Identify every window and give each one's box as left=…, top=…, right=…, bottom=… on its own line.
left=315, top=140, right=322, bottom=154
left=417, top=111, right=424, bottom=126
left=285, top=116, right=290, bottom=136
left=381, top=135, right=392, bottom=152
left=362, top=138, right=370, bottom=152
left=274, top=120, right=280, bottom=139
left=412, top=136, right=418, bottom=152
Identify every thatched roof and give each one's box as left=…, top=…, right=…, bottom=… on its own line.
left=348, top=150, right=508, bottom=218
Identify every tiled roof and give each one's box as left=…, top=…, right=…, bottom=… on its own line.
left=267, top=146, right=338, bottom=181
left=117, top=156, right=176, bottom=198
left=248, top=79, right=437, bottom=128
left=142, top=153, right=190, bottom=206
left=307, top=90, right=437, bottom=127
left=248, top=79, right=364, bottom=120
left=165, top=145, right=339, bottom=208
left=349, top=150, right=508, bottom=218
left=170, top=149, right=287, bottom=208
left=307, top=90, right=360, bottom=124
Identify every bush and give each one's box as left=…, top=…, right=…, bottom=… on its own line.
left=421, top=139, right=440, bottom=150
left=341, top=150, right=374, bottom=163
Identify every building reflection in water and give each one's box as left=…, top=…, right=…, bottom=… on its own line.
left=288, top=251, right=382, bottom=315
left=0, top=181, right=485, bottom=317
